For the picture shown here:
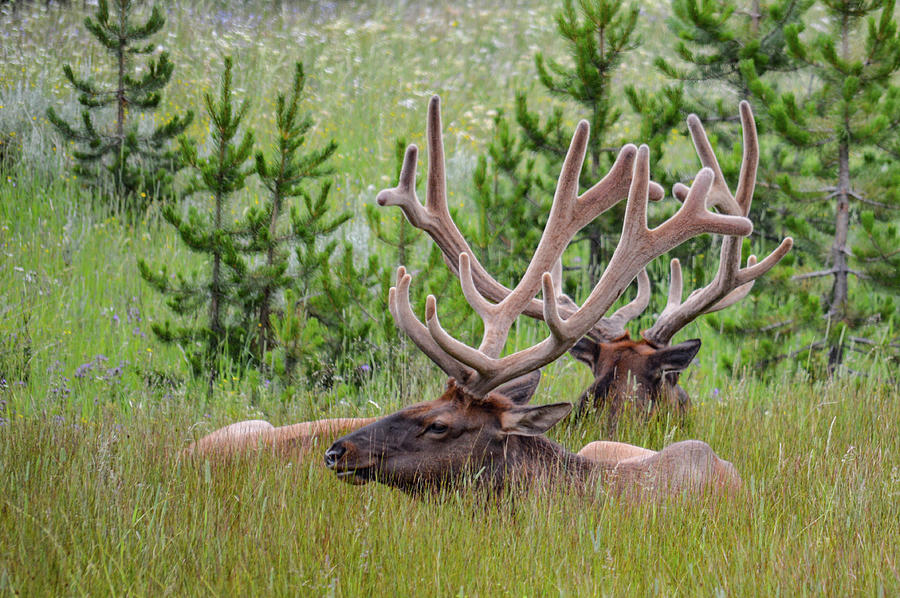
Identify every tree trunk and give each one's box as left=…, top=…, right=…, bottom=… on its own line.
left=750, top=0, right=760, bottom=34
left=209, top=134, right=227, bottom=397
left=829, top=142, right=851, bottom=318
left=827, top=14, right=853, bottom=374
left=259, top=179, right=284, bottom=360
left=115, top=0, right=127, bottom=199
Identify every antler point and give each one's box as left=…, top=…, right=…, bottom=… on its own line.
left=425, top=295, right=437, bottom=320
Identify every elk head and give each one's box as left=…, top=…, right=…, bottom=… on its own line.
left=377, top=99, right=792, bottom=421
left=569, top=335, right=700, bottom=416
left=326, top=95, right=756, bottom=492
left=325, top=378, right=578, bottom=491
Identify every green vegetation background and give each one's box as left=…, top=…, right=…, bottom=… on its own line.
left=0, top=0, right=898, bottom=595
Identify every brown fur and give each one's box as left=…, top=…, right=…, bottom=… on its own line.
left=183, top=417, right=377, bottom=459
left=570, top=335, right=701, bottom=424
left=326, top=380, right=739, bottom=496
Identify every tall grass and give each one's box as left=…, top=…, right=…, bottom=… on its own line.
left=1, top=376, right=898, bottom=595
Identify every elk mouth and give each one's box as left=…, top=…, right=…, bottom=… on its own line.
left=333, top=466, right=374, bottom=485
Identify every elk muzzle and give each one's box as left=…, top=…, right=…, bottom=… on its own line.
left=324, top=438, right=375, bottom=485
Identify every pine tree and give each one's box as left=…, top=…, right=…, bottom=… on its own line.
left=47, top=0, right=192, bottom=210
left=626, top=0, right=812, bottom=163
left=266, top=178, right=381, bottom=387
left=743, top=0, right=900, bottom=372
left=246, top=63, right=384, bottom=388
left=514, top=0, right=641, bottom=275
left=138, top=57, right=254, bottom=394
left=247, top=62, right=340, bottom=359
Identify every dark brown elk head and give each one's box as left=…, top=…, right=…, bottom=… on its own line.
left=326, top=96, right=758, bottom=492
left=376, top=99, right=792, bottom=423
left=325, top=378, right=579, bottom=491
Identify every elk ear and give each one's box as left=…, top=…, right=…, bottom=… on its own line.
left=568, top=337, right=600, bottom=367
left=493, top=370, right=542, bottom=405
left=647, top=338, right=702, bottom=373
left=500, top=403, right=573, bottom=436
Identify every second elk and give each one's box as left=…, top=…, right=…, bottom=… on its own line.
left=325, top=96, right=766, bottom=495
left=378, top=99, right=792, bottom=425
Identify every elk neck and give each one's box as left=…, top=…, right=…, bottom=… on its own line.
left=501, top=433, right=609, bottom=486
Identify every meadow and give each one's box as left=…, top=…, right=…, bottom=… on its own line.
left=1, top=0, right=899, bottom=595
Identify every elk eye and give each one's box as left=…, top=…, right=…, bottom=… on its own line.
left=426, top=422, right=448, bottom=434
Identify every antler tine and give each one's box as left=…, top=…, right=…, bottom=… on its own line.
left=458, top=252, right=501, bottom=323
left=672, top=103, right=755, bottom=213
left=549, top=257, right=649, bottom=343
left=388, top=266, right=473, bottom=382
left=428, top=120, right=596, bottom=369
left=377, top=96, right=542, bottom=319
left=461, top=119, right=657, bottom=358
left=642, top=236, right=793, bottom=345
left=473, top=119, right=592, bottom=356
left=705, top=255, right=757, bottom=313
left=426, top=294, right=502, bottom=379
left=660, top=259, right=684, bottom=321
left=640, top=104, right=791, bottom=346
left=544, top=146, right=752, bottom=342
left=733, top=101, right=759, bottom=216
left=679, top=100, right=758, bottom=217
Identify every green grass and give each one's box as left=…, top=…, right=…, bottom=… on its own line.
left=1, top=0, right=899, bottom=594
left=1, top=376, right=898, bottom=595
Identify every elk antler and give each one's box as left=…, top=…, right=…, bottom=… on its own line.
left=641, top=101, right=793, bottom=346
left=381, top=96, right=753, bottom=397
left=377, top=96, right=664, bottom=339
left=548, top=259, right=652, bottom=343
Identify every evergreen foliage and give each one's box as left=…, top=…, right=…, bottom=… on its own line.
left=46, top=0, right=192, bottom=210
left=742, top=0, right=900, bottom=372
left=248, top=62, right=340, bottom=362
left=138, top=57, right=254, bottom=393
left=139, top=58, right=382, bottom=392
left=236, top=62, right=384, bottom=389
left=626, top=0, right=812, bottom=163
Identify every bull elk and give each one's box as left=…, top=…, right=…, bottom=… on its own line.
left=325, top=96, right=761, bottom=495
left=377, top=100, right=792, bottom=423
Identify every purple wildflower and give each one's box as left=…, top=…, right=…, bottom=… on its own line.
left=74, top=362, right=94, bottom=378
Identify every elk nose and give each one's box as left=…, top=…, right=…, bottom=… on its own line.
left=324, top=442, right=346, bottom=469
